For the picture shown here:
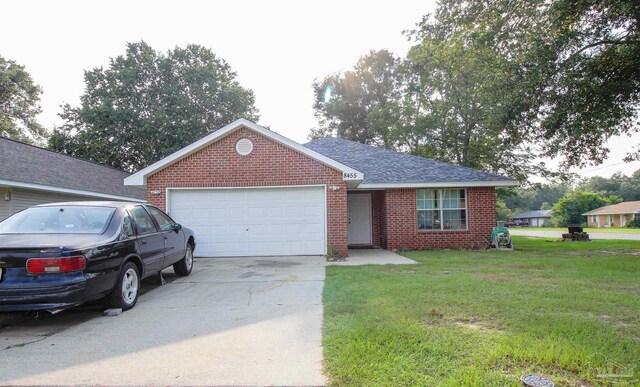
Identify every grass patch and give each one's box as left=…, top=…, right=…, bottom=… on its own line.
left=516, top=227, right=640, bottom=234
left=323, top=236, right=640, bottom=386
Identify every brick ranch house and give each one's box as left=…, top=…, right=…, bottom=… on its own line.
left=583, top=201, right=640, bottom=228
left=125, top=119, right=518, bottom=257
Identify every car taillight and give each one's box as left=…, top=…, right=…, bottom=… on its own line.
left=26, top=256, right=86, bottom=274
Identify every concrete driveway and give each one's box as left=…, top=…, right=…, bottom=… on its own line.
left=0, top=256, right=326, bottom=386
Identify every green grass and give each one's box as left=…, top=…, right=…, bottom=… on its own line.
left=323, top=237, right=640, bottom=386
left=516, top=226, right=639, bottom=234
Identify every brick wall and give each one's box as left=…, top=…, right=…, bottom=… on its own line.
left=371, top=191, right=383, bottom=248
left=384, top=187, right=496, bottom=250
left=379, top=191, right=387, bottom=248
left=146, top=127, right=349, bottom=256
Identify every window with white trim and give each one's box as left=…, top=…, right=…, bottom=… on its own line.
left=417, top=189, right=467, bottom=230
left=592, top=215, right=598, bottom=223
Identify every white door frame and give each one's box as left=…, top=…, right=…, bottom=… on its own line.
left=347, top=193, right=372, bottom=246
left=166, top=184, right=328, bottom=255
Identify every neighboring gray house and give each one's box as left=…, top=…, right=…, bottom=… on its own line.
left=0, top=137, right=146, bottom=220
left=512, top=210, right=552, bottom=227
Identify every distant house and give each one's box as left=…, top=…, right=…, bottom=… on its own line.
left=0, top=137, right=146, bottom=220
left=582, top=201, right=640, bottom=228
left=512, top=210, right=552, bottom=227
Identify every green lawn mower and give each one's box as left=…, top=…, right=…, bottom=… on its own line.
left=490, top=227, right=512, bottom=249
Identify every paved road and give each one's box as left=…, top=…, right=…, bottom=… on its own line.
left=509, top=229, right=640, bottom=241
left=0, top=257, right=326, bottom=386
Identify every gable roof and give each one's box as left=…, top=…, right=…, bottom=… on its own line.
left=304, top=137, right=517, bottom=188
left=0, top=137, right=145, bottom=201
left=125, top=119, right=364, bottom=187
left=582, top=201, right=640, bottom=216
left=513, top=210, right=552, bottom=219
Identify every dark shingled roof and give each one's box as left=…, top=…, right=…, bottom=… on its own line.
left=305, top=136, right=515, bottom=184
left=0, top=137, right=146, bottom=200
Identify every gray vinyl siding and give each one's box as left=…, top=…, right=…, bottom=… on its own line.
left=4, top=187, right=107, bottom=218
left=0, top=187, right=10, bottom=221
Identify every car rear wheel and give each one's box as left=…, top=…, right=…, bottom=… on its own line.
left=173, top=245, right=193, bottom=276
left=108, top=262, right=140, bottom=310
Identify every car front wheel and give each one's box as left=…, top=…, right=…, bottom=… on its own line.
left=109, top=262, right=140, bottom=310
left=173, top=244, right=194, bottom=276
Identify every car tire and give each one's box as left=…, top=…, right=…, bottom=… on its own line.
left=173, top=244, right=194, bottom=276
left=108, top=262, right=140, bottom=310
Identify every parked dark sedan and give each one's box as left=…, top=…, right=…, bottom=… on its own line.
left=0, top=202, right=195, bottom=313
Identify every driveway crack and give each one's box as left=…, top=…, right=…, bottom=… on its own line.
left=247, top=285, right=255, bottom=306
left=3, top=335, right=48, bottom=351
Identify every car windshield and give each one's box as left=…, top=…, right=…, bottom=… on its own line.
left=0, top=206, right=116, bottom=234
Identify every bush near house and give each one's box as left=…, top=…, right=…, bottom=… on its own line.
left=626, top=218, right=640, bottom=228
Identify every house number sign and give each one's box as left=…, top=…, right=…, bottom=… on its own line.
left=343, top=172, right=359, bottom=179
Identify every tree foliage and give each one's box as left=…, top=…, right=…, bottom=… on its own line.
left=496, top=198, right=513, bottom=222
left=578, top=169, right=640, bottom=201
left=312, top=45, right=537, bottom=180
left=502, top=168, right=640, bottom=215
left=0, top=55, right=46, bottom=143
left=552, top=191, right=621, bottom=226
left=426, top=0, right=640, bottom=167
left=310, top=50, right=400, bottom=148
left=502, top=183, right=572, bottom=214
left=401, top=18, right=542, bottom=181
left=312, top=0, right=640, bottom=181
left=50, top=41, right=259, bottom=172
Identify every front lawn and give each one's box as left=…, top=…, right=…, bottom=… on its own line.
left=323, top=237, right=640, bottom=386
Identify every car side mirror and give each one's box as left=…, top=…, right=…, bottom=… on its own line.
left=173, top=223, right=182, bottom=232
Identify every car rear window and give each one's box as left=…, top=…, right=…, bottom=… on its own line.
left=0, top=206, right=116, bottom=234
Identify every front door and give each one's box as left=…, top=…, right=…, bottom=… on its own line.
left=348, top=194, right=372, bottom=245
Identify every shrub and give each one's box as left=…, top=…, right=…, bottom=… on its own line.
left=542, top=219, right=556, bottom=227
left=552, top=191, right=610, bottom=226
left=626, top=218, right=640, bottom=228
left=326, top=245, right=345, bottom=261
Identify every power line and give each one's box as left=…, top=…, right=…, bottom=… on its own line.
left=579, top=162, right=625, bottom=174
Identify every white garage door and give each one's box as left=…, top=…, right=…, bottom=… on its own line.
left=168, top=186, right=326, bottom=257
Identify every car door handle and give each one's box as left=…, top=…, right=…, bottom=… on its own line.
left=164, top=236, right=168, bottom=240
left=141, top=240, right=147, bottom=245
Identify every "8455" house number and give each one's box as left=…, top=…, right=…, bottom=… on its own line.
left=343, top=172, right=359, bottom=179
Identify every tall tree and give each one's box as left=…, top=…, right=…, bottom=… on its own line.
left=400, top=31, right=541, bottom=181
left=50, top=41, right=259, bottom=172
left=313, top=33, right=544, bottom=180
left=425, top=0, right=640, bottom=168
left=502, top=183, right=572, bottom=213
left=0, top=55, right=46, bottom=143
left=310, top=50, right=401, bottom=148
left=313, top=0, right=640, bottom=182
left=578, top=169, right=640, bottom=201
left=552, top=190, right=621, bottom=226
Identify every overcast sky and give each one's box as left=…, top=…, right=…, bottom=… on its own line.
left=1, top=0, right=638, bottom=180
